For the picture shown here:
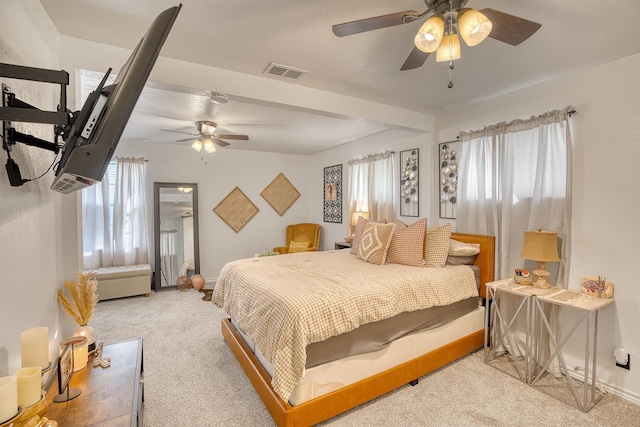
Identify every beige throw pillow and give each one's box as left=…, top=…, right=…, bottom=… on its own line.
left=424, top=223, right=452, bottom=267
left=357, top=222, right=396, bottom=265
left=387, top=218, right=427, bottom=267
left=350, top=216, right=387, bottom=255
left=448, top=239, right=480, bottom=256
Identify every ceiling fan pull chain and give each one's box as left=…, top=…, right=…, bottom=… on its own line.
left=448, top=61, right=454, bottom=88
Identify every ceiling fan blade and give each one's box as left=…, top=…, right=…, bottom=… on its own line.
left=333, top=10, right=420, bottom=37
left=216, top=134, right=249, bottom=140
left=176, top=137, right=195, bottom=142
left=160, top=128, right=198, bottom=136
left=213, top=138, right=231, bottom=147
left=401, top=47, right=431, bottom=71
left=481, top=8, right=542, bottom=46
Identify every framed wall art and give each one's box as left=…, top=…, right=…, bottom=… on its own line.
left=261, top=173, right=300, bottom=216
left=213, top=187, right=259, bottom=233
left=400, top=149, right=419, bottom=217
left=439, top=140, right=461, bottom=219
left=323, top=164, right=342, bottom=223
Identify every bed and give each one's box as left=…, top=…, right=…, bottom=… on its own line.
left=214, top=230, right=495, bottom=426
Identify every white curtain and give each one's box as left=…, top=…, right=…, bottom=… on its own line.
left=112, top=157, right=149, bottom=266
left=458, top=107, right=574, bottom=375
left=457, top=106, right=573, bottom=287
left=82, top=176, right=113, bottom=269
left=160, top=230, right=179, bottom=287
left=347, top=151, right=395, bottom=233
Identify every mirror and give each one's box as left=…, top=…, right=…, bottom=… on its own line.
left=153, top=182, right=200, bottom=290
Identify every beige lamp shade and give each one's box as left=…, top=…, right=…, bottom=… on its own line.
left=436, top=34, right=461, bottom=62
left=520, top=229, right=560, bottom=289
left=457, top=8, right=493, bottom=47
left=520, top=229, right=560, bottom=262
left=350, top=211, right=369, bottom=226
left=203, top=138, right=216, bottom=153
left=414, top=14, right=445, bottom=53
left=191, top=139, right=203, bottom=151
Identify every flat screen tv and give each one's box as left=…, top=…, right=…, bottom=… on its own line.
left=51, top=4, right=182, bottom=194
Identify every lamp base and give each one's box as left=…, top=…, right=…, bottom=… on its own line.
left=532, top=266, right=552, bottom=289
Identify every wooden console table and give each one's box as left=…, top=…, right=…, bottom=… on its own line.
left=45, top=338, right=144, bottom=426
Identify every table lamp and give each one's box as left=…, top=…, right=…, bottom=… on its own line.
left=520, top=229, right=560, bottom=289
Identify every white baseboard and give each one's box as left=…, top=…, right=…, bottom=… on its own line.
left=567, top=366, right=640, bottom=406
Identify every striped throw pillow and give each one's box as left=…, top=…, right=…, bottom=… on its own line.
left=387, top=218, right=427, bottom=266
left=424, top=223, right=452, bottom=267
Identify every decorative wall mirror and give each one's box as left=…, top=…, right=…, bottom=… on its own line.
left=153, top=182, right=200, bottom=290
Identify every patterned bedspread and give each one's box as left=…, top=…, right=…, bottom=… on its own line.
left=213, top=250, right=478, bottom=401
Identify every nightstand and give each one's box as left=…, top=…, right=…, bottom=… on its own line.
left=485, top=278, right=546, bottom=383
left=334, top=242, right=352, bottom=250
left=530, top=288, right=614, bottom=412
left=485, top=278, right=614, bottom=412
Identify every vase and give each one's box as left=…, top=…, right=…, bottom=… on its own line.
left=73, top=325, right=95, bottom=352
left=191, top=274, right=205, bottom=290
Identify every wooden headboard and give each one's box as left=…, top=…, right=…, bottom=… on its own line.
left=450, top=232, right=495, bottom=299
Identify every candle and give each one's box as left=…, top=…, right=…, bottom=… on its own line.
left=15, top=367, right=42, bottom=408
left=0, top=376, right=18, bottom=423
left=20, top=327, right=49, bottom=369
left=61, top=337, right=88, bottom=372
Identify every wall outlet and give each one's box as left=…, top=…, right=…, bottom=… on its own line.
left=616, top=354, right=630, bottom=370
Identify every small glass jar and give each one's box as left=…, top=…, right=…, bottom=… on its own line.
left=60, top=337, right=88, bottom=372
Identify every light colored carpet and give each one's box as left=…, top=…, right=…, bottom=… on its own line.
left=90, top=289, right=640, bottom=426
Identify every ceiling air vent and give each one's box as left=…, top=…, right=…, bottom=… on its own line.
left=264, top=63, right=307, bottom=80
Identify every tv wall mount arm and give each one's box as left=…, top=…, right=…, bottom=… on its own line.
left=1, top=63, right=78, bottom=186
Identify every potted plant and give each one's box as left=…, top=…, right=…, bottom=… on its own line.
left=57, top=272, right=99, bottom=351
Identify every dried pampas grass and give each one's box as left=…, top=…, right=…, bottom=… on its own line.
left=57, top=272, right=99, bottom=326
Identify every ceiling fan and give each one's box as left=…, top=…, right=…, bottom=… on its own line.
left=332, top=0, right=541, bottom=72
left=161, top=121, right=249, bottom=153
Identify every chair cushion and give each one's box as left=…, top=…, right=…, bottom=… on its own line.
left=88, top=264, right=151, bottom=280
left=289, top=240, right=311, bottom=253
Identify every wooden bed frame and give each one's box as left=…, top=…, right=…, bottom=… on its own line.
left=220, top=232, right=495, bottom=427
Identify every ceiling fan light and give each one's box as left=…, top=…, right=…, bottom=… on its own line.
left=192, top=139, right=203, bottom=151
left=436, top=33, right=461, bottom=62
left=458, top=8, right=492, bottom=47
left=204, top=138, right=216, bottom=153
left=414, top=14, right=444, bottom=53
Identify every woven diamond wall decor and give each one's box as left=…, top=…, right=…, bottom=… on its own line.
left=213, top=187, right=259, bottom=233
left=260, top=173, right=300, bottom=216
left=323, top=164, right=342, bottom=223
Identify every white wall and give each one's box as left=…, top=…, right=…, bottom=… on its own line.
left=435, top=53, right=640, bottom=402
left=116, top=140, right=312, bottom=281
left=309, top=128, right=435, bottom=250
left=0, top=0, right=78, bottom=381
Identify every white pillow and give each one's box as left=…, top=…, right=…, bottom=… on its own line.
left=448, top=239, right=480, bottom=256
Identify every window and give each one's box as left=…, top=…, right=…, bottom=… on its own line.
left=81, top=157, right=149, bottom=269
left=457, top=107, right=573, bottom=286
left=346, top=151, right=395, bottom=234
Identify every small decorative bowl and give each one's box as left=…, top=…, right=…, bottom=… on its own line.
left=344, top=236, right=354, bottom=243
left=514, top=268, right=533, bottom=285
